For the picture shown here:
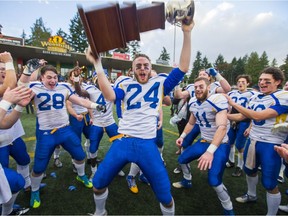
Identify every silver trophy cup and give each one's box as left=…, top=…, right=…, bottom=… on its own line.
left=166, top=0, right=195, bottom=26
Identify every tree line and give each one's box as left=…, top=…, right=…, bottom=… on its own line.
left=20, top=14, right=288, bottom=86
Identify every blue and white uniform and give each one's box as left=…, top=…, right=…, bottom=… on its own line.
left=93, top=68, right=184, bottom=204
left=68, top=83, right=91, bottom=141
left=227, top=90, right=255, bottom=150
left=85, top=84, right=118, bottom=154
left=30, top=81, right=86, bottom=174
left=244, top=90, right=288, bottom=190
left=179, top=94, right=230, bottom=186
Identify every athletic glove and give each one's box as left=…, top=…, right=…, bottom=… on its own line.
left=96, top=104, right=107, bottom=113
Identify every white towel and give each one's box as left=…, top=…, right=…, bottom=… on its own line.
left=245, top=139, right=256, bottom=170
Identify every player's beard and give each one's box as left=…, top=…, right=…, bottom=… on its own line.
left=134, top=71, right=151, bottom=84
left=196, top=89, right=209, bottom=102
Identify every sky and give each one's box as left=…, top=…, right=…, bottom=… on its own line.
left=0, top=0, right=288, bottom=67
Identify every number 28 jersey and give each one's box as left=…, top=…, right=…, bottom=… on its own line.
left=29, top=81, right=74, bottom=130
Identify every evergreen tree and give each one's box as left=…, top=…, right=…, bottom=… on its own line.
left=245, top=52, right=263, bottom=84
left=128, top=40, right=141, bottom=59
left=202, top=56, right=210, bottom=69
left=157, top=47, right=170, bottom=65
left=189, top=51, right=202, bottom=83
left=56, top=28, right=69, bottom=44
left=68, top=13, right=87, bottom=52
left=25, top=17, right=51, bottom=47
left=259, top=51, right=269, bottom=68
left=280, top=55, right=288, bottom=79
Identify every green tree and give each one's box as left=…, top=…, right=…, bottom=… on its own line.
left=188, top=51, right=202, bottom=83
left=68, top=13, right=87, bottom=52
left=245, top=52, right=263, bottom=84
left=271, top=58, right=278, bottom=67
left=158, top=47, right=170, bottom=61
left=280, top=55, right=288, bottom=79
left=202, top=56, right=210, bottom=69
left=128, top=40, right=141, bottom=59
left=259, top=51, right=269, bottom=68
left=56, top=28, right=69, bottom=43
left=25, top=17, right=51, bottom=47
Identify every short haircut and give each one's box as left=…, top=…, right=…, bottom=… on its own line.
left=132, top=54, right=151, bottom=63
left=261, top=67, right=285, bottom=86
left=40, top=65, right=58, bottom=76
left=194, top=77, right=210, bottom=86
left=236, top=74, right=252, bottom=84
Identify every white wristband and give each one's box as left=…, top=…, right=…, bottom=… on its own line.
left=206, top=144, right=218, bottom=154
left=14, top=105, right=24, bottom=112
left=90, top=103, right=98, bottom=109
left=180, top=132, right=187, bottom=139
left=5, top=62, right=14, bottom=71
left=215, top=73, right=224, bottom=82
left=73, top=76, right=80, bottom=82
left=0, top=100, right=12, bottom=111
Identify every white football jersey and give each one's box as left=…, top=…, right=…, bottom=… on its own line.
left=30, top=81, right=73, bottom=130
left=0, top=163, right=12, bottom=204
left=113, top=75, right=169, bottom=139
left=228, top=90, right=256, bottom=108
left=249, top=90, right=288, bottom=143
left=209, top=81, right=221, bottom=94
left=189, top=94, right=229, bottom=143
left=85, top=85, right=115, bottom=127
left=185, top=84, right=195, bottom=98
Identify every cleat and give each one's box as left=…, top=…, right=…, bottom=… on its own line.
left=277, top=176, right=285, bottom=183
left=232, top=167, right=242, bottom=177
left=88, top=209, right=107, bottom=216
left=235, top=193, right=257, bottom=203
left=76, top=175, right=93, bottom=188
left=139, top=174, right=150, bottom=185
left=225, top=160, right=235, bottom=168
left=173, top=166, right=182, bottom=174
left=279, top=204, right=288, bottom=213
left=223, top=208, right=235, bottom=216
left=172, top=178, right=192, bottom=189
left=54, top=158, right=63, bottom=168
left=118, top=170, right=125, bottom=177
left=30, top=190, right=41, bottom=208
left=126, top=175, right=138, bottom=194
left=10, top=207, right=30, bottom=215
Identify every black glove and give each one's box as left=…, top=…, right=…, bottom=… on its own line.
left=96, top=104, right=107, bottom=113
left=23, top=58, right=42, bottom=76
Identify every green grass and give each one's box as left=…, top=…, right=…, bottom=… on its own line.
left=10, top=106, right=288, bottom=215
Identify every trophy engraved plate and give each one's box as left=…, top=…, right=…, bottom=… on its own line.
left=120, top=2, right=140, bottom=42
left=137, top=2, right=165, bottom=33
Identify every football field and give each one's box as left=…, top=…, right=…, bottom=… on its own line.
left=12, top=106, right=288, bottom=215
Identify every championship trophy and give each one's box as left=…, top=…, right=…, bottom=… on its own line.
left=78, top=0, right=194, bottom=58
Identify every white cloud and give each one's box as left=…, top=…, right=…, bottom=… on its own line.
left=254, top=12, right=273, bottom=23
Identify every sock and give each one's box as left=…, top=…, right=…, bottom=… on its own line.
left=229, top=145, right=235, bottom=163
left=1, top=192, right=18, bottom=216
left=94, top=189, right=108, bottom=215
left=128, top=163, right=140, bottom=177
left=31, top=173, right=44, bottom=191
left=54, top=147, right=61, bottom=159
left=246, top=175, right=258, bottom=197
left=74, top=161, right=85, bottom=176
left=266, top=192, right=281, bottom=215
left=17, top=164, right=31, bottom=189
left=84, top=139, right=91, bottom=159
left=213, top=184, right=233, bottom=210
left=237, top=152, right=244, bottom=169
left=180, top=163, right=192, bottom=180
left=279, top=161, right=285, bottom=178
left=160, top=198, right=175, bottom=215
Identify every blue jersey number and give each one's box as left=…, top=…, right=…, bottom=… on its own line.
left=38, top=93, right=64, bottom=111
left=96, top=94, right=106, bottom=105
left=195, top=111, right=211, bottom=128
left=250, top=104, right=265, bottom=125
left=127, top=82, right=160, bottom=110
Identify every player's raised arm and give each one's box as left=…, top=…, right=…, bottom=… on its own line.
left=179, top=21, right=194, bottom=73
left=85, top=47, right=116, bottom=102
left=0, top=52, right=17, bottom=96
